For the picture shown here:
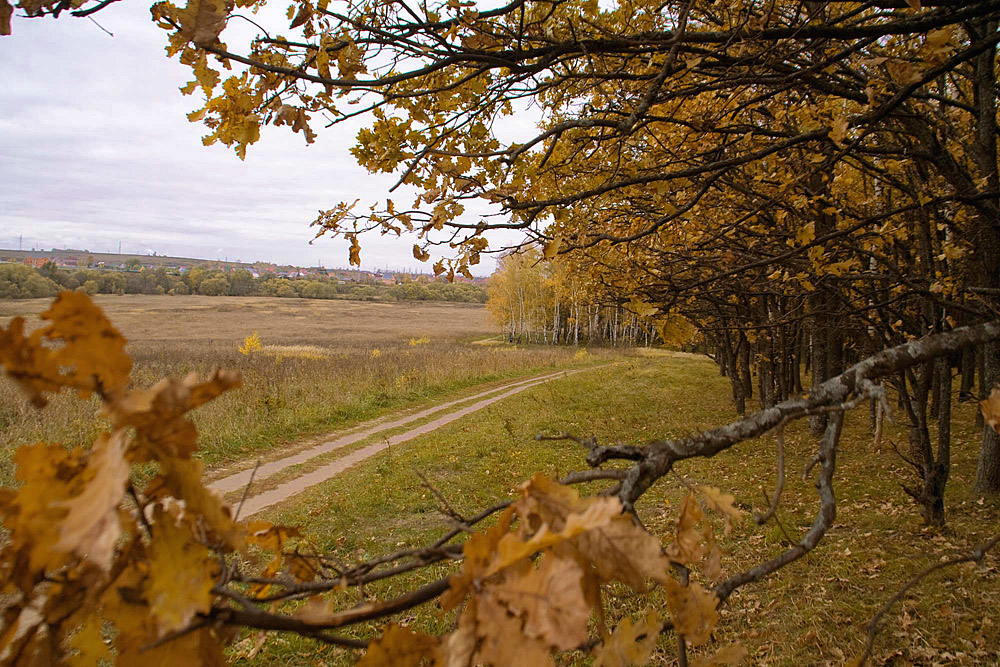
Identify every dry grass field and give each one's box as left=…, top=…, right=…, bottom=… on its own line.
left=0, top=295, right=597, bottom=486
left=0, top=294, right=494, bottom=346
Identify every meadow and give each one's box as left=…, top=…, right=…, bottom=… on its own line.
left=244, top=352, right=999, bottom=666
left=0, top=294, right=598, bottom=485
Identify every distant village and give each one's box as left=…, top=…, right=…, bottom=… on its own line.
left=1, top=248, right=489, bottom=286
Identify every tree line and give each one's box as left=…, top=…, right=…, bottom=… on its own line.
left=0, top=262, right=486, bottom=303
left=486, top=246, right=697, bottom=347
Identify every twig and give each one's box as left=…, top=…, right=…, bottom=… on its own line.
left=140, top=618, right=211, bottom=652
left=217, top=577, right=450, bottom=631
left=234, top=459, right=261, bottom=522
left=416, top=470, right=468, bottom=524
left=128, top=484, right=154, bottom=537
left=673, top=563, right=690, bottom=667
left=86, top=15, right=113, bottom=36
left=755, top=420, right=786, bottom=524
left=854, top=535, right=1000, bottom=666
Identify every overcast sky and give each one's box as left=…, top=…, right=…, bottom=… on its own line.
left=0, top=3, right=519, bottom=274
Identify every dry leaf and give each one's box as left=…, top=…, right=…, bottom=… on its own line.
left=177, top=0, right=232, bottom=47
left=358, top=623, right=438, bottom=666
left=491, top=555, right=589, bottom=650
left=0, top=292, right=131, bottom=407
left=697, top=485, right=744, bottom=535
left=664, top=578, right=719, bottom=647
left=543, top=235, right=563, bottom=260
left=691, top=643, right=748, bottom=667
left=573, top=513, right=670, bottom=589
left=55, top=430, right=130, bottom=571
left=0, top=0, right=12, bottom=36
left=108, top=370, right=241, bottom=460
left=473, top=596, right=554, bottom=667
left=145, top=507, right=219, bottom=634
left=668, top=493, right=706, bottom=564
left=981, top=386, right=1000, bottom=433
left=592, top=611, right=662, bottom=667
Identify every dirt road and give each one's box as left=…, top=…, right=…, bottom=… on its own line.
left=209, top=367, right=593, bottom=517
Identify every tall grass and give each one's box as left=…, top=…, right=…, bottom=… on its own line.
left=0, top=337, right=597, bottom=486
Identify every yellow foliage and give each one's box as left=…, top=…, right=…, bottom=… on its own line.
left=239, top=331, right=262, bottom=355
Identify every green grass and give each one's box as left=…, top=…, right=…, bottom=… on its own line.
left=233, top=352, right=999, bottom=666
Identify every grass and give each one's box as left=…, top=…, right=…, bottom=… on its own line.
left=234, top=351, right=998, bottom=666
left=0, top=295, right=601, bottom=486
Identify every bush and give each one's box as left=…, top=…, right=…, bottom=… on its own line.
left=274, top=282, right=298, bottom=298
left=199, top=277, right=230, bottom=296
left=0, top=264, right=61, bottom=299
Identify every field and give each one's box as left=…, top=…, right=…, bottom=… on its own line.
left=241, top=353, right=999, bottom=666
left=0, top=295, right=599, bottom=485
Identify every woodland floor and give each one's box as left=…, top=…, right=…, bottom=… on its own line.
left=235, top=350, right=1000, bottom=667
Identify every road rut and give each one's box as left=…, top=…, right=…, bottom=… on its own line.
left=210, top=367, right=592, bottom=517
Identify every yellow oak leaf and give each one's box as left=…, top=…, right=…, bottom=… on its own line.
left=349, top=235, right=362, bottom=266
left=592, top=611, right=662, bottom=667
left=357, top=623, right=439, bottom=666
left=829, top=116, right=849, bottom=146
left=981, top=386, right=1000, bottom=434
left=106, top=369, right=241, bottom=460
left=696, top=485, right=744, bottom=535
left=145, top=507, right=219, bottom=634
left=0, top=292, right=131, bottom=407
left=472, top=596, right=554, bottom=667
left=490, top=554, right=589, bottom=650
left=663, top=578, right=718, bottom=647
left=795, top=222, right=815, bottom=246
left=667, top=493, right=705, bottom=565
left=543, top=235, right=562, bottom=260
left=176, top=0, right=232, bottom=47
left=0, top=0, right=12, bottom=36
left=629, top=298, right=659, bottom=318
left=39, top=291, right=132, bottom=398
left=1, top=443, right=85, bottom=581
left=150, top=457, right=242, bottom=549
left=55, top=430, right=130, bottom=571
left=488, top=497, right=621, bottom=578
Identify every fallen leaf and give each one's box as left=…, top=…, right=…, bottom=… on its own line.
left=691, top=643, right=748, bottom=666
